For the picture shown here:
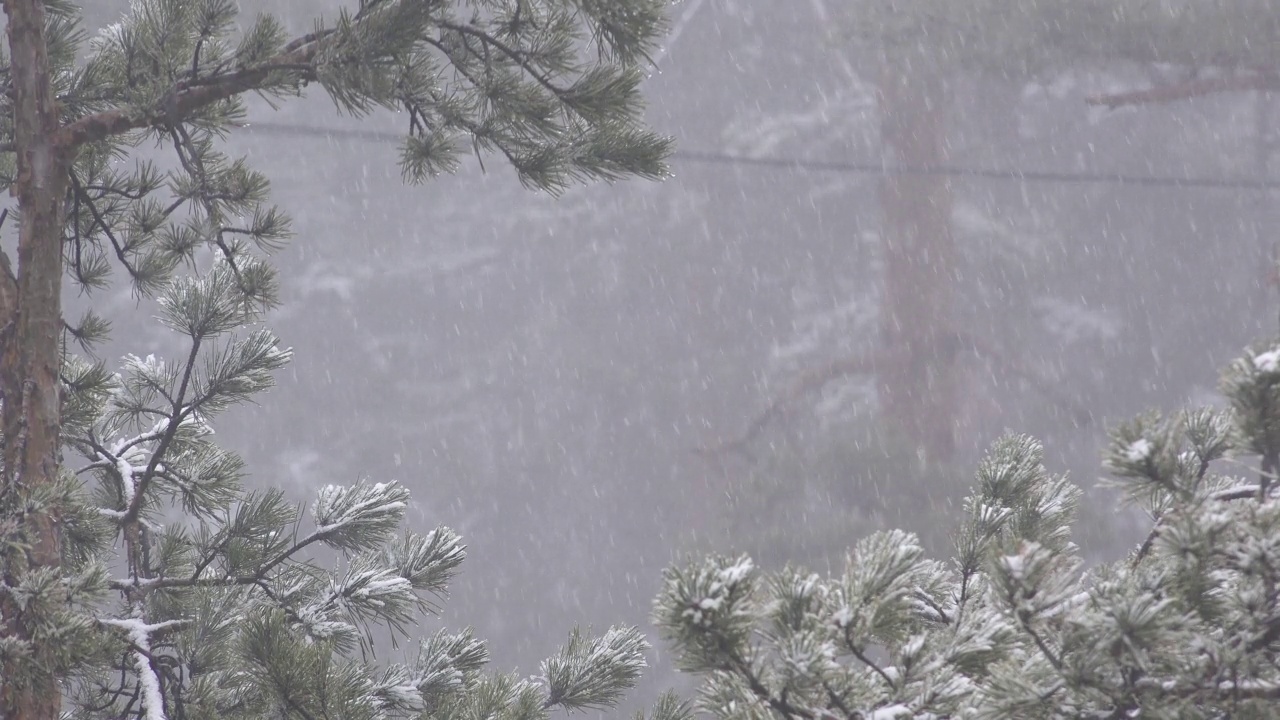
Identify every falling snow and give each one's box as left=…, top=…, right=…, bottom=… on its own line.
left=61, top=1, right=1280, bottom=717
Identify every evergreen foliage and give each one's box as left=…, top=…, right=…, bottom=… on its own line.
left=0, top=1, right=674, bottom=718
left=654, top=342, right=1280, bottom=718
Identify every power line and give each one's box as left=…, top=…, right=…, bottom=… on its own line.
left=239, top=120, right=1280, bottom=191
left=675, top=149, right=1280, bottom=191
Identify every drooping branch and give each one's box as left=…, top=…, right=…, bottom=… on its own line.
left=1086, top=70, right=1280, bottom=109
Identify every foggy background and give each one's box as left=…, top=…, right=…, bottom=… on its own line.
left=82, top=0, right=1277, bottom=707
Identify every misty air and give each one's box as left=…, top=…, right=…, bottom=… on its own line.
left=2, top=1, right=1279, bottom=719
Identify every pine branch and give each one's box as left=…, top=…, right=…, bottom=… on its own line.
left=57, top=34, right=331, bottom=148
left=123, top=336, right=202, bottom=526
left=840, top=627, right=896, bottom=689
left=81, top=183, right=149, bottom=201
left=109, top=519, right=349, bottom=592
left=912, top=589, right=953, bottom=625
left=1132, top=482, right=1269, bottom=567
left=167, top=124, right=247, bottom=281
left=412, top=38, right=539, bottom=170
left=69, top=172, right=144, bottom=284
left=184, top=530, right=233, bottom=583
left=821, top=681, right=856, bottom=720
left=437, top=21, right=570, bottom=99
left=107, top=569, right=250, bottom=592
left=1245, top=616, right=1280, bottom=653
left=83, top=431, right=164, bottom=510
left=1021, top=620, right=1064, bottom=673
left=282, top=29, right=339, bottom=55
left=727, top=650, right=815, bottom=720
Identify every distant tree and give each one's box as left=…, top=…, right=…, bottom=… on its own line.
left=0, top=1, right=674, bottom=719
left=866, top=1, right=1280, bottom=460
left=723, top=2, right=1280, bottom=462
left=656, top=338, right=1280, bottom=718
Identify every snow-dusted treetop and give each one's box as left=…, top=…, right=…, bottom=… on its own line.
left=654, top=339, right=1280, bottom=718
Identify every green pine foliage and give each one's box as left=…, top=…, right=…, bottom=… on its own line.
left=654, top=343, right=1280, bottom=719
left=0, top=0, right=678, bottom=718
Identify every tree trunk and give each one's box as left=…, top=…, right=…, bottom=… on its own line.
left=875, top=61, right=958, bottom=462
left=1, top=1, right=71, bottom=718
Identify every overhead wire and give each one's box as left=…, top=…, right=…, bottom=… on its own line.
left=237, top=119, right=1280, bottom=191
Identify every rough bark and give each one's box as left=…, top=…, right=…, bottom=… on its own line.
left=876, top=62, right=958, bottom=462
left=1, top=1, right=72, bottom=717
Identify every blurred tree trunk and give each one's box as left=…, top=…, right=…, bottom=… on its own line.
left=875, top=61, right=958, bottom=461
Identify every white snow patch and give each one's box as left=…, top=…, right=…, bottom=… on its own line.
left=380, top=682, right=425, bottom=711
left=295, top=602, right=356, bottom=643
left=100, top=618, right=185, bottom=720
left=717, top=557, right=754, bottom=587
left=1002, top=554, right=1026, bottom=579
left=1254, top=349, right=1280, bottom=373
left=831, top=605, right=854, bottom=629
left=869, top=705, right=912, bottom=720
left=1125, top=438, right=1154, bottom=463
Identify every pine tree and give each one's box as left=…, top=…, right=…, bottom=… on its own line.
left=0, top=2, right=674, bottom=719
left=655, top=339, right=1280, bottom=718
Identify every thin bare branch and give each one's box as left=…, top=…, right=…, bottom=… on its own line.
left=694, top=354, right=877, bottom=459
left=695, top=330, right=1093, bottom=462
left=1086, top=70, right=1280, bottom=108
